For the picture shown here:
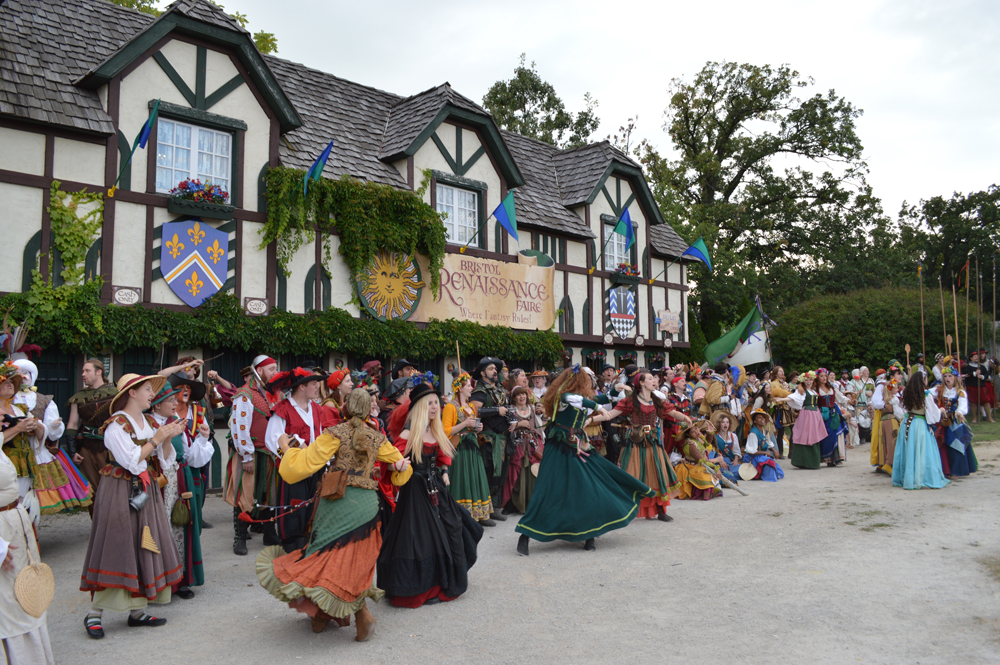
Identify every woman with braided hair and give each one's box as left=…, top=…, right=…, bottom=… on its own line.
left=892, top=373, right=949, bottom=490
left=515, top=366, right=654, bottom=556
left=257, top=388, right=412, bottom=640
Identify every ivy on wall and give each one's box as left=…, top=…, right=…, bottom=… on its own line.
left=261, top=166, right=447, bottom=295
left=24, top=181, right=104, bottom=329
left=1, top=282, right=566, bottom=367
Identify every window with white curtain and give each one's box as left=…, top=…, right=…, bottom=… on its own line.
left=436, top=184, right=478, bottom=245
left=156, top=118, right=232, bottom=199
left=604, top=222, right=629, bottom=268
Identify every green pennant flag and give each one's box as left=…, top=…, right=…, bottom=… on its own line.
left=703, top=304, right=763, bottom=365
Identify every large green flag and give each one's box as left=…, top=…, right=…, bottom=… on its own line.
left=703, top=304, right=763, bottom=365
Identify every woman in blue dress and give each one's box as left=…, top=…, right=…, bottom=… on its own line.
left=892, top=372, right=950, bottom=490
left=814, top=369, right=845, bottom=467
left=933, top=367, right=977, bottom=476
left=742, top=409, right=785, bottom=482
left=515, top=366, right=654, bottom=556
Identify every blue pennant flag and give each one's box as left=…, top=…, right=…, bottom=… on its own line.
left=492, top=191, right=518, bottom=242
left=614, top=207, right=635, bottom=251
left=680, top=236, right=713, bottom=272
left=304, top=140, right=334, bottom=196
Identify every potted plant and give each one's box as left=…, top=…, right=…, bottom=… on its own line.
left=610, top=262, right=641, bottom=285
left=167, top=179, right=235, bottom=220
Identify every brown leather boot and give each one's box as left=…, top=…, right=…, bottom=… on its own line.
left=354, top=604, right=376, bottom=642
left=311, top=614, right=329, bottom=633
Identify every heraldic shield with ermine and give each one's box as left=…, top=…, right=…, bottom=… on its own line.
left=160, top=219, right=228, bottom=308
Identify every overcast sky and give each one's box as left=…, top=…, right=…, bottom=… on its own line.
left=224, top=0, right=997, bottom=218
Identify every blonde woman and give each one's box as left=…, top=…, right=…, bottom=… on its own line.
left=376, top=384, right=483, bottom=608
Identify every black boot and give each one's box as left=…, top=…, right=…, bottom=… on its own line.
left=657, top=513, right=674, bottom=522
left=517, top=534, right=530, bottom=556
left=583, top=538, right=596, bottom=551
left=233, top=508, right=248, bottom=556
left=262, top=520, right=280, bottom=546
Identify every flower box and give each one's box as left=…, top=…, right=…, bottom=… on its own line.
left=167, top=196, right=235, bottom=220
left=609, top=272, right=641, bottom=285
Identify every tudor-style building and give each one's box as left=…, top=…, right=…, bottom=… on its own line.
left=0, top=0, right=692, bottom=403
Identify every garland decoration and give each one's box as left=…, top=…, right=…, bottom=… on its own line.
left=261, top=166, right=447, bottom=296
left=0, top=284, right=565, bottom=367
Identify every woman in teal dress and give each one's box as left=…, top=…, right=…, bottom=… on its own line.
left=893, top=372, right=950, bottom=490
left=515, top=366, right=654, bottom=556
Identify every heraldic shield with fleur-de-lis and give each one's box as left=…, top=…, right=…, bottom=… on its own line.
left=160, top=219, right=228, bottom=308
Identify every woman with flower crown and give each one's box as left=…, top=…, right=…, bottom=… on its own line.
left=813, top=369, right=845, bottom=467
left=441, top=371, right=492, bottom=526
left=515, top=365, right=654, bottom=556
left=933, top=365, right=977, bottom=477
left=892, top=372, right=949, bottom=490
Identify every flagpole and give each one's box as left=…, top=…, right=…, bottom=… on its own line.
left=965, top=259, right=971, bottom=361
left=919, top=262, right=925, bottom=361
left=953, top=276, right=962, bottom=370
left=648, top=256, right=680, bottom=285
left=458, top=220, right=484, bottom=254
left=589, top=230, right=617, bottom=274
left=939, top=275, right=947, bottom=354
left=977, top=256, right=982, bottom=355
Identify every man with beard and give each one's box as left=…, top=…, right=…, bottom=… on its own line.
left=224, top=355, right=279, bottom=555
left=65, top=358, right=117, bottom=499
left=470, top=357, right=510, bottom=522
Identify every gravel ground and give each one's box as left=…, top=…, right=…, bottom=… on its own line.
left=39, top=440, right=1000, bottom=664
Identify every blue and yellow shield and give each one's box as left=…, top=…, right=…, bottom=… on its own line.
left=159, top=219, right=228, bottom=308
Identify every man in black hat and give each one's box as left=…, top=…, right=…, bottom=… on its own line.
left=470, top=357, right=510, bottom=521
left=380, top=376, right=412, bottom=435
left=391, top=359, right=417, bottom=381
left=265, top=368, right=326, bottom=552
left=167, top=371, right=215, bottom=529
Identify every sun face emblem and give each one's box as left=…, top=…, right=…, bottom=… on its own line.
left=357, top=252, right=424, bottom=320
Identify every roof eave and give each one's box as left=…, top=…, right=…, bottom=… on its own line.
left=397, top=104, right=525, bottom=188
left=581, top=160, right=666, bottom=226
left=75, top=13, right=302, bottom=133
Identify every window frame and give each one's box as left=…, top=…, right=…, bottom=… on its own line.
left=432, top=171, right=488, bottom=250
left=155, top=116, right=234, bottom=201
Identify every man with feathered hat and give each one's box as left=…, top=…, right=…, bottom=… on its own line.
left=224, top=355, right=279, bottom=555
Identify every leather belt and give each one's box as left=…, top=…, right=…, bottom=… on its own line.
left=0, top=499, right=20, bottom=512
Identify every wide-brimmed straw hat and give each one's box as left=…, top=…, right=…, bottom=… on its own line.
left=748, top=408, right=772, bottom=424
left=109, top=373, right=167, bottom=415
left=710, top=409, right=739, bottom=432
left=738, top=462, right=758, bottom=481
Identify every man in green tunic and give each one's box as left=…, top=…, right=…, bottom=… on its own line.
left=470, top=357, right=510, bottom=522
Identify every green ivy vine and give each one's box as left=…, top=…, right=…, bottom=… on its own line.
left=261, top=166, right=447, bottom=296
left=24, top=181, right=104, bottom=330
left=0, top=284, right=565, bottom=367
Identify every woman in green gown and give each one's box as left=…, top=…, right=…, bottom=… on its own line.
left=515, top=366, right=654, bottom=556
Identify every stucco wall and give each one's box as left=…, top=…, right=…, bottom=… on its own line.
left=241, top=221, right=268, bottom=300
left=0, top=183, right=43, bottom=293
left=324, top=235, right=360, bottom=316
left=207, top=67, right=269, bottom=211
left=111, top=201, right=146, bottom=289
left=0, top=127, right=45, bottom=176
left=52, top=138, right=105, bottom=185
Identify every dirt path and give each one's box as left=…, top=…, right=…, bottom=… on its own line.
left=39, top=440, right=1000, bottom=664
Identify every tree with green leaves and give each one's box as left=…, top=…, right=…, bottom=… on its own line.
left=641, top=61, right=894, bottom=341
left=483, top=54, right=599, bottom=148
left=107, top=0, right=278, bottom=54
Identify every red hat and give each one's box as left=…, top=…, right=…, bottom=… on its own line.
left=671, top=376, right=685, bottom=385
left=253, top=355, right=277, bottom=369
left=875, top=368, right=886, bottom=376
left=326, top=368, right=350, bottom=392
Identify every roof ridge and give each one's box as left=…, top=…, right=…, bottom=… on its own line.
left=389, top=82, right=451, bottom=109
left=94, top=0, right=159, bottom=20
left=499, top=129, right=562, bottom=152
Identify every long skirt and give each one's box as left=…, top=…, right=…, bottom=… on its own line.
left=819, top=407, right=845, bottom=463
left=377, top=465, right=483, bottom=607
left=448, top=434, right=493, bottom=521
left=871, top=410, right=897, bottom=473
left=76, top=438, right=108, bottom=494
left=80, top=470, right=182, bottom=608
left=502, top=429, right=544, bottom=514
left=792, top=409, right=826, bottom=446
left=892, top=416, right=950, bottom=490
left=942, top=422, right=978, bottom=477
left=744, top=453, right=784, bottom=481
left=171, top=462, right=205, bottom=587
left=0, top=503, right=53, bottom=664
left=516, top=430, right=654, bottom=542
left=619, top=436, right=679, bottom=517
left=36, top=453, right=92, bottom=513
left=674, top=460, right=722, bottom=500
left=258, top=486, right=383, bottom=619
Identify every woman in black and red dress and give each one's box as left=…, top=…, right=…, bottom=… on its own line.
left=377, top=384, right=483, bottom=608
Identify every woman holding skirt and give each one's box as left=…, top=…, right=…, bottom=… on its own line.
left=934, top=367, right=977, bottom=477
left=788, top=372, right=827, bottom=469
left=502, top=385, right=545, bottom=514
left=892, top=373, right=950, bottom=490
left=377, top=384, right=483, bottom=607
left=257, top=389, right=412, bottom=639
left=814, top=369, right=844, bottom=467
left=516, top=366, right=654, bottom=555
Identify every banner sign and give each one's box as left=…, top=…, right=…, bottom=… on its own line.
left=357, top=251, right=555, bottom=330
